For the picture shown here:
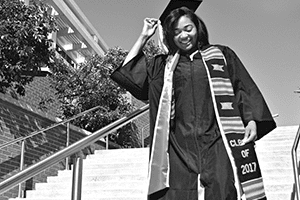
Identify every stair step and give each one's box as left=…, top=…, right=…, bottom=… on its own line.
left=257, top=154, right=291, bottom=162
left=262, top=174, right=294, bottom=183
left=261, top=135, right=295, bottom=141
left=257, top=150, right=291, bottom=157
left=14, top=198, right=146, bottom=200
left=82, top=161, right=148, bottom=169
left=93, top=148, right=149, bottom=156
left=26, top=188, right=146, bottom=198
left=23, top=196, right=147, bottom=200
left=256, top=145, right=292, bottom=153
left=264, top=182, right=294, bottom=192
left=57, top=167, right=147, bottom=177
left=84, top=156, right=148, bottom=164
left=83, top=168, right=147, bottom=176
left=261, top=134, right=296, bottom=141
left=265, top=192, right=294, bottom=200
left=35, top=181, right=147, bottom=191
left=260, top=167, right=293, bottom=175
left=259, top=160, right=292, bottom=168
left=259, top=144, right=293, bottom=151
left=47, top=174, right=147, bottom=183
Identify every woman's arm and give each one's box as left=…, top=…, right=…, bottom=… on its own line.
left=123, top=18, right=159, bottom=66
left=111, top=18, right=160, bottom=100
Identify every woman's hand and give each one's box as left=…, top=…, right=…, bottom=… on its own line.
left=141, top=18, right=159, bottom=39
left=122, top=18, right=159, bottom=67
left=241, top=120, right=257, bottom=145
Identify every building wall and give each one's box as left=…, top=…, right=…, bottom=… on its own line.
left=17, top=76, right=61, bottom=117
left=22, top=76, right=60, bottom=116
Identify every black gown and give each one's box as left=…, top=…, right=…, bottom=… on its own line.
left=111, top=45, right=276, bottom=200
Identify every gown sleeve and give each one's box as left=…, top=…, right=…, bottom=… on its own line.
left=110, top=52, right=149, bottom=101
left=222, top=46, right=276, bottom=140
left=110, top=52, right=166, bottom=101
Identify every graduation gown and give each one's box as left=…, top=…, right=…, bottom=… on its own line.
left=110, top=44, right=276, bottom=199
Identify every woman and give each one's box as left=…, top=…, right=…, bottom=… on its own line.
left=111, top=6, right=276, bottom=200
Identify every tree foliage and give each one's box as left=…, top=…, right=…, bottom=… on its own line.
left=143, top=39, right=164, bottom=62
left=0, top=0, right=57, bottom=95
left=51, top=47, right=137, bottom=147
left=52, top=47, right=130, bottom=130
left=50, top=41, right=162, bottom=148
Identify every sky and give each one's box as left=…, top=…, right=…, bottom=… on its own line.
left=74, top=0, right=300, bottom=127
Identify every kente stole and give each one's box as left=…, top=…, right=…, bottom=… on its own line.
left=148, top=46, right=266, bottom=200
left=201, top=46, right=266, bottom=200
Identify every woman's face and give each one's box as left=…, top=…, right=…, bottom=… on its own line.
left=173, top=15, right=198, bottom=53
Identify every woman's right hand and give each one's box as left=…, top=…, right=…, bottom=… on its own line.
left=122, top=18, right=159, bottom=66
left=141, top=18, right=159, bottom=39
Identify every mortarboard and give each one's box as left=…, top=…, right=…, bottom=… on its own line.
left=159, top=0, right=203, bottom=25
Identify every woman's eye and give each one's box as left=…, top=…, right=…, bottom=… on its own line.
left=185, top=26, right=193, bottom=32
left=174, top=30, right=181, bottom=35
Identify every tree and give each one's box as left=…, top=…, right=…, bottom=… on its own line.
left=51, top=47, right=130, bottom=128
left=0, top=0, right=57, bottom=95
left=50, top=41, right=162, bottom=148
left=51, top=47, right=137, bottom=147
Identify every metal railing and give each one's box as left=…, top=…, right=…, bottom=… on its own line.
left=0, top=105, right=106, bottom=197
left=0, top=104, right=149, bottom=199
left=292, top=125, right=300, bottom=200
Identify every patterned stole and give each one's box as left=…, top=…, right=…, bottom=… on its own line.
left=201, top=46, right=266, bottom=200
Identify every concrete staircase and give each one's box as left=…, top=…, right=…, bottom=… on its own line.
left=256, top=125, right=299, bottom=200
left=11, top=148, right=149, bottom=200
left=9, top=125, right=299, bottom=200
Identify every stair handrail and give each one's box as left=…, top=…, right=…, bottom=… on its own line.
left=292, top=125, right=300, bottom=200
left=0, top=105, right=107, bottom=150
left=0, top=104, right=149, bottom=195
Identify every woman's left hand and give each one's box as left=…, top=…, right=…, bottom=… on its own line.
left=241, top=120, right=257, bottom=145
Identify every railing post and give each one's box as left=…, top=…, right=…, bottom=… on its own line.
left=141, top=128, right=144, bottom=148
left=292, top=125, right=300, bottom=200
left=18, top=140, right=25, bottom=198
left=66, top=122, right=70, bottom=170
left=106, top=136, right=109, bottom=150
left=71, top=156, right=83, bottom=200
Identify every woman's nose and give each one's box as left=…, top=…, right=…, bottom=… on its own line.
left=179, top=31, right=188, bottom=39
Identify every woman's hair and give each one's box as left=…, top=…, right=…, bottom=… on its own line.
left=163, top=6, right=209, bottom=53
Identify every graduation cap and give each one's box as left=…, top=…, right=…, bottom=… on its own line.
left=159, top=0, right=203, bottom=24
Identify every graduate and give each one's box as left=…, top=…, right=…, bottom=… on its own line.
left=111, top=1, right=276, bottom=199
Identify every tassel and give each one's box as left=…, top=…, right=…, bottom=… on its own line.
left=157, top=20, right=169, bottom=54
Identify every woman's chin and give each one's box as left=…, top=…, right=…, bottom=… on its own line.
left=179, top=45, right=197, bottom=54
